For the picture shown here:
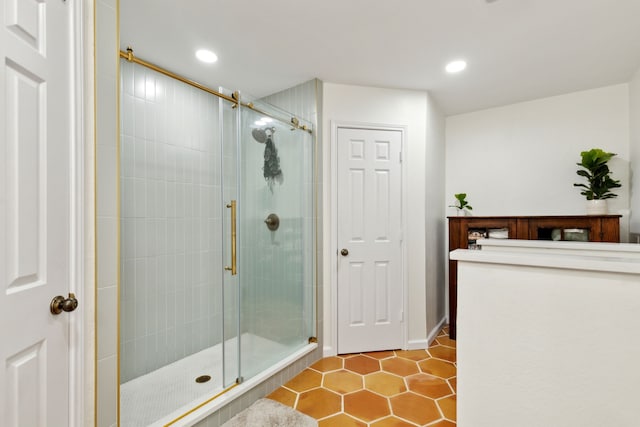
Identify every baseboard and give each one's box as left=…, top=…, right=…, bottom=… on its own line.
left=327, top=319, right=447, bottom=354
left=406, top=339, right=430, bottom=350
left=427, top=317, right=448, bottom=345
left=323, top=345, right=336, bottom=357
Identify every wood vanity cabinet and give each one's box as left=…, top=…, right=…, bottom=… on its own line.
left=447, top=215, right=621, bottom=339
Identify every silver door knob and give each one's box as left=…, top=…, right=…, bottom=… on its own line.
left=340, top=248, right=349, bottom=256
left=50, top=293, right=78, bottom=315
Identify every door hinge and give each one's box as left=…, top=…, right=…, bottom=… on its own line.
left=399, top=151, right=402, bottom=163
left=399, top=310, right=404, bottom=322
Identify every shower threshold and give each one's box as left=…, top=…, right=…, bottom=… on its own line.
left=120, top=333, right=287, bottom=427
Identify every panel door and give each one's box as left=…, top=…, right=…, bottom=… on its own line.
left=337, top=127, right=403, bottom=354
left=0, top=0, right=74, bottom=425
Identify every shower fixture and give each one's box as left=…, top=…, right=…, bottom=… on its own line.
left=251, top=127, right=271, bottom=143
left=264, top=213, right=280, bottom=231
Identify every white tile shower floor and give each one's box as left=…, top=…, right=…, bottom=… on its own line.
left=120, top=333, right=287, bottom=427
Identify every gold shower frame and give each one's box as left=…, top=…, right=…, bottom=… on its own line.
left=119, top=48, right=313, bottom=134
left=111, top=48, right=318, bottom=426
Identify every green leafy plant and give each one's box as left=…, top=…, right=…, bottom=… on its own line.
left=449, top=193, right=473, bottom=211
left=573, top=148, right=621, bottom=200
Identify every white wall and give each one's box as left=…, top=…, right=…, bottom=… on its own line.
left=629, top=67, right=640, bottom=235
left=425, top=95, right=447, bottom=334
left=322, top=83, right=446, bottom=354
left=453, top=244, right=640, bottom=427
left=446, top=84, right=631, bottom=240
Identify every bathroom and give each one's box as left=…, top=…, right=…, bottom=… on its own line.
left=8, top=0, right=640, bottom=425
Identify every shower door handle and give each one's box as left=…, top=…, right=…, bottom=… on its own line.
left=225, top=200, right=237, bottom=275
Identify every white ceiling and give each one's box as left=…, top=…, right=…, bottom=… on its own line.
left=120, top=0, right=640, bottom=115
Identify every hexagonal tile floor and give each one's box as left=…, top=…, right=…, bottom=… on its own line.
left=267, top=326, right=456, bottom=426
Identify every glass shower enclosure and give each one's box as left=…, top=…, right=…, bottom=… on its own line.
left=223, top=102, right=315, bottom=386
left=118, top=58, right=315, bottom=426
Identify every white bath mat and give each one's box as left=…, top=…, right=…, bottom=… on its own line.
left=221, top=398, right=317, bottom=427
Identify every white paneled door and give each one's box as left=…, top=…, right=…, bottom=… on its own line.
left=0, top=0, right=76, bottom=426
left=337, top=127, right=403, bottom=354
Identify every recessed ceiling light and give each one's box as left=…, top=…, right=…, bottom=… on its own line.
left=195, top=49, right=218, bottom=64
left=446, top=60, right=467, bottom=73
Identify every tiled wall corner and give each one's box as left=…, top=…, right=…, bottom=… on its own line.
left=95, top=0, right=118, bottom=425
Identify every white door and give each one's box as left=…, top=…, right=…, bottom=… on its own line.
left=0, top=0, right=75, bottom=425
left=337, top=127, right=403, bottom=354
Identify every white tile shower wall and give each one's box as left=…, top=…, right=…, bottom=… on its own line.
left=119, top=60, right=224, bottom=382
left=261, top=79, right=319, bottom=125
left=95, top=0, right=118, bottom=424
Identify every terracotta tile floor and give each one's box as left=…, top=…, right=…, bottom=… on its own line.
left=268, top=326, right=456, bottom=426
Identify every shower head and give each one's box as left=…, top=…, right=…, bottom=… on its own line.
left=251, top=127, right=276, bottom=143
left=252, top=128, right=267, bottom=143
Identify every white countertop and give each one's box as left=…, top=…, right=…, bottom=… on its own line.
left=450, top=244, right=640, bottom=274
left=476, top=238, right=640, bottom=254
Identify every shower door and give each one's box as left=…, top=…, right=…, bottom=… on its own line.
left=221, top=94, right=240, bottom=387
left=235, top=101, right=315, bottom=380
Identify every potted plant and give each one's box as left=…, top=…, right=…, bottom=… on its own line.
left=449, top=193, right=473, bottom=216
left=573, top=148, right=621, bottom=215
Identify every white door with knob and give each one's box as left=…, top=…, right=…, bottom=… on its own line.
left=0, top=0, right=78, bottom=425
left=336, top=127, right=404, bottom=354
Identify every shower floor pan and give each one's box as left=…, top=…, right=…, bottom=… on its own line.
left=120, top=333, right=287, bottom=427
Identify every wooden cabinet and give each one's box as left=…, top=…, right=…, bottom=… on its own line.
left=447, top=215, right=621, bottom=339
